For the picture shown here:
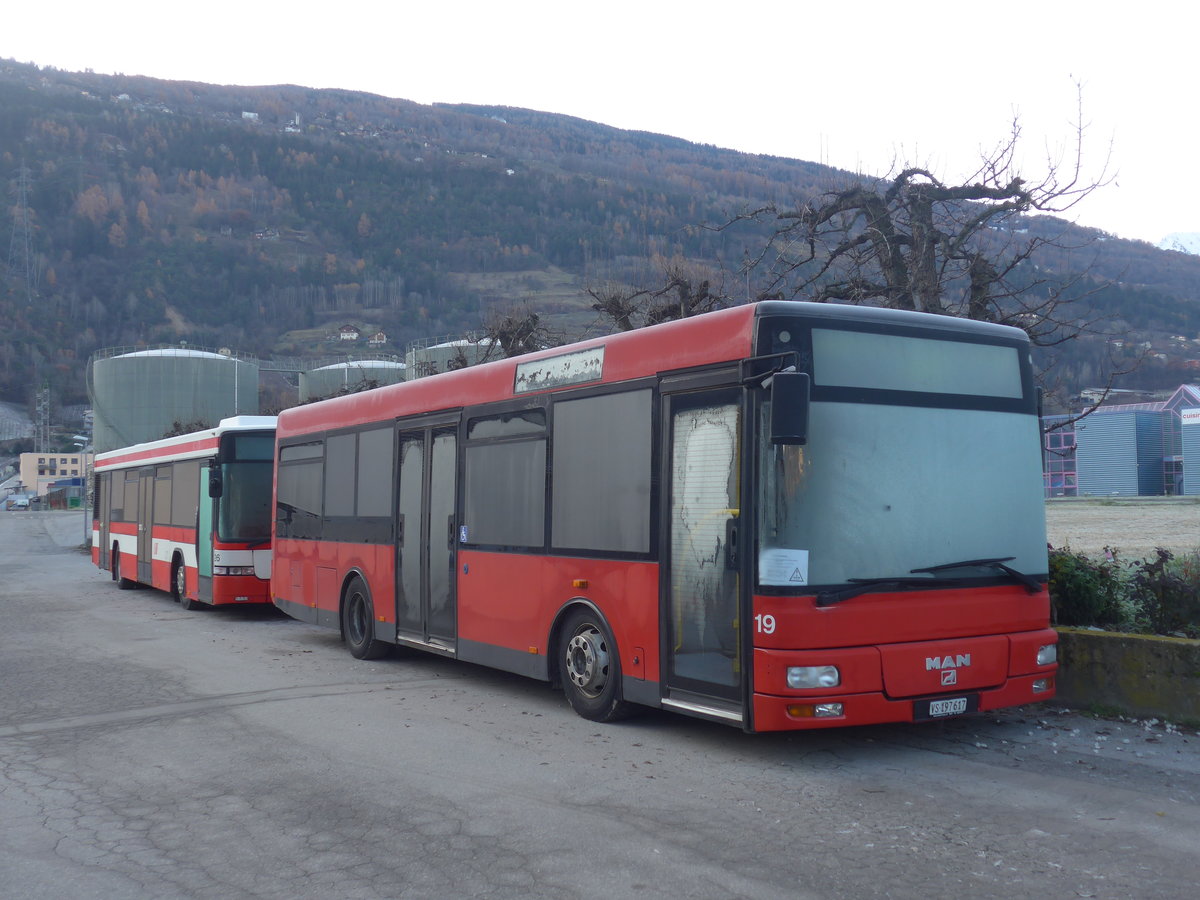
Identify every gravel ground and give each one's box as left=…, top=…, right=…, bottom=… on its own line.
left=1046, top=498, right=1200, bottom=559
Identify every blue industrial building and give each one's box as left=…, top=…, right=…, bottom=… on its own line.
left=1043, top=385, right=1200, bottom=497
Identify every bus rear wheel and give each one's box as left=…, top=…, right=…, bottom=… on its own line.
left=342, top=577, right=390, bottom=660
left=560, top=608, right=632, bottom=722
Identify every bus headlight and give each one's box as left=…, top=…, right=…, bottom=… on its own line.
left=787, top=665, right=840, bottom=689
left=214, top=565, right=256, bottom=576
left=1037, top=644, right=1057, bottom=666
left=788, top=702, right=844, bottom=718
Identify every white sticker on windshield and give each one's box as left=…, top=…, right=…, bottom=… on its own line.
left=759, top=548, right=810, bottom=587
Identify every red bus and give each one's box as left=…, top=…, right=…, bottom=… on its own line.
left=94, top=416, right=276, bottom=609
left=271, top=301, right=1056, bottom=730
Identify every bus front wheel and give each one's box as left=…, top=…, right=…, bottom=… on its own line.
left=173, top=557, right=202, bottom=611
left=560, top=608, right=632, bottom=722
left=112, top=546, right=135, bottom=590
left=342, top=577, right=390, bottom=660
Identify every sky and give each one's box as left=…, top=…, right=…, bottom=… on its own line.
left=1, top=1, right=1192, bottom=245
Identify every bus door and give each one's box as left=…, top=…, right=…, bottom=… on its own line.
left=137, top=468, right=155, bottom=583
left=395, top=416, right=459, bottom=651
left=660, top=380, right=747, bottom=724
left=197, top=464, right=215, bottom=601
left=97, top=473, right=110, bottom=569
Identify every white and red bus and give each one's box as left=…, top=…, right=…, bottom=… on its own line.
left=271, top=301, right=1056, bottom=730
left=93, top=416, right=276, bottom=610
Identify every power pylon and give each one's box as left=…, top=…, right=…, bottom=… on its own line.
left=35, top=383, right=51, bottom=453
left=7, top=164, right=40, bottom=304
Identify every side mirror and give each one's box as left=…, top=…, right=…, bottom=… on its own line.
left=208, top=468, right=223, bottom=498
left=770, top=371, right=810, bottom=445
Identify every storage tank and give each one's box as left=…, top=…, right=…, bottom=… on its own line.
left=299, top=360, right=407, bottom=402
left=89, top=347, right=259, bottom=452
left=405, top=334, right=494, bottom=380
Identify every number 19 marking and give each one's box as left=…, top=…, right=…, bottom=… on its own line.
left=754, top=613, right=776, bottom=635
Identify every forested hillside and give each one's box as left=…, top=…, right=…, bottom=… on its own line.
left=4, top=58, right=1200, bottom=411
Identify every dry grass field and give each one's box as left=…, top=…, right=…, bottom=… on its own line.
left=1045, top=498, right=1200, bottom=559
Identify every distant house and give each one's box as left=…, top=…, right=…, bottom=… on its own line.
left=339, top=325, right=361, bottom=341
left=242, top=111, right=259, bottom=122
left=367, top=331, right=388, bottom=347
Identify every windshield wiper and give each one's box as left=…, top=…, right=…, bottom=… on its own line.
left=910, top=556, right=1041, bottom=594
left=816, top=576, right=952, bottom=608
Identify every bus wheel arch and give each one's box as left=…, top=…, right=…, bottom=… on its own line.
left=554, top=603, right=633, bottom=722
left=340, top=573, right=391, bottom=660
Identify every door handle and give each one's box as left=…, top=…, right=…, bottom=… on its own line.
left=725, top=517, right=739, bottom=570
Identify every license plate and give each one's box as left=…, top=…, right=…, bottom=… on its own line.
left=929, top=698, right=968, bottom=717
left=913, top=694, right=978, bottom=720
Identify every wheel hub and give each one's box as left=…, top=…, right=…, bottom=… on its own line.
left=566, top=626, right=609, bottom=696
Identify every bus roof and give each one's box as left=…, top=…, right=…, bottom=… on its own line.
left=276, top=301, right=1030, bottom=440
left=277, top=304, right=763, bottom=438
left=754, top=300, right=1031, bottom=342
left=95, top=416, right=277, bottom=470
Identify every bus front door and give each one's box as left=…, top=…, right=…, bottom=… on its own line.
left=395, top=420, right=458, bottom=651
left=661, top=385, right=746, bottom=725
left=97, top=473, right=110, bottom=570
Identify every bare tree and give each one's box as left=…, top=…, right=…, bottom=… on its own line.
left=587, top=260, right=730, bottom=332
left=477, top=303, right=569, bottom=360
left=733, top=85, right=1116, bottom=352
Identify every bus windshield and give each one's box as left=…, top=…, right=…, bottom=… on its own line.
left=216, top=433, right=274, bottom=544
left=756, top=323, right=1047, bottom=590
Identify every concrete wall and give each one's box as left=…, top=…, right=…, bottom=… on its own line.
left=1055, top=628, right=1200, bottom=722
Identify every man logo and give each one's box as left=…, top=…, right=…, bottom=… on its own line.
left=941, top=669, right=957, bottom=686
left=926, top=654, right=971, bottom=671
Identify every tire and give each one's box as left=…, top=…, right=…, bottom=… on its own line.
left=171, top=559, right=184, bottom=602
left=112, top=547, right=135, bottom=590
left=559, top=608, right=633, bottom=722
left=342, top=577, right=391, bottom=660
left=173, top=558, right=203, bottom=611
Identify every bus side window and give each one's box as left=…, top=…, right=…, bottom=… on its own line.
left=551, top=388, right=652, bottom=554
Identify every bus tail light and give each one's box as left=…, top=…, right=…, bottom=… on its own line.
left=214, top=565, right=256, bottom=576
left=788, top=702, right=844, bottom=719
left=787, top=665, right=841, bottom=689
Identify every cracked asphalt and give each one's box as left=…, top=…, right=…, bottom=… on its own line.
left=2, top=510, right=1199, bottom=899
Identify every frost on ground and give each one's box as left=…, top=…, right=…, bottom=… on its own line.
left=1046, top=500, right=1200, bottom=559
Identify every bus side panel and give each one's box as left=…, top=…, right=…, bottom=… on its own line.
left=273, top=537, right=321, bottom=612
left=272, top=538, right=394, bottom=622
left=320, top=540, right=395, bottom=621
left=456, top=549, right=660, bottom=683
left=147, top=525, right=199, bottom=596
